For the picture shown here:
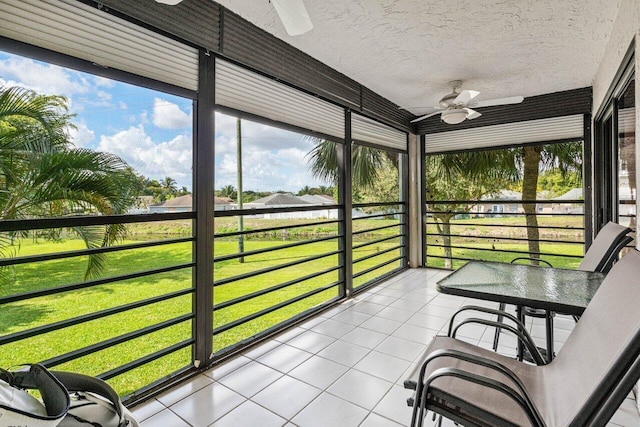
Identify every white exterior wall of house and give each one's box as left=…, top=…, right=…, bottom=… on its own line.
left=591, top=0, right=640, bottom=409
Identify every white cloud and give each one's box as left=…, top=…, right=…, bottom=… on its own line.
left=98, top=125, right=192, bottom=188
left=152, top=98, right=192, bottom=129
left=94, top=76, right=115, bottom=88
left=213, top=112, right=328, bottom=192
left=68, top=122, right=95, bottom=148
left=0, top=56, right=89, bottom=96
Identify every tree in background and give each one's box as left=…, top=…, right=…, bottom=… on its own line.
left=437, top=142, right=582, bottom=265
left=307, top=140, right=388, bottom=191
left=216, top=185, right=237, bottom=200
left=0, top=86, right=138, bottom=279
left=513, top=143, right=582, bottom=263
left=426, top=152, right=509, bottom=268
left=161, top=176, right=178, bottom=194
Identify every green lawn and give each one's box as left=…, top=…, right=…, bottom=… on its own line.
left=425, top=215, right=584, bottom=269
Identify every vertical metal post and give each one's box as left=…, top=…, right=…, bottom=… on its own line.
left=407, top=133, right=423, bottom=267
left=339, top=110, right=353, bottom=298
left=420, top=135, right=427, bottom=267
left=400, top=143, right=410, bottom=268
left=236, top=118, right=244, bottom=263
left=583, top=113, right=594, bottom=248
left=194, top=51, right=215, bottom=367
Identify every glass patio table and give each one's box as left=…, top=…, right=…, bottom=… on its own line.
left=436, top=261, right=605, bottom=361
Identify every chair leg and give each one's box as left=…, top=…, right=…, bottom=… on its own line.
left=545, top=311, right=554, bottom=362
left=516, top=306, right=525, bottom=361
left=492, top=302, right=507, bottom=351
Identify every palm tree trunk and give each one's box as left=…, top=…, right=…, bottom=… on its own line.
left=435, top=213, right=454, bottom=269
left=522, top=146, right=542, bottom=264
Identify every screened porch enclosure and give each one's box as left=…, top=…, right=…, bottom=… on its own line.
left=0, top=0, right=638, bottom=417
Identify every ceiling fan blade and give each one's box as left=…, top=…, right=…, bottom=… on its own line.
left=472, top=96, right=524, bottom=108
left=155, top=0, right=183, bottom=4
left=410, top=111, right=442, bottom=123
left=464, top=108, right=482, bottom=120
left=454, top=90, right=480, bottom=105
left=272, top=0, right=314, bottom=36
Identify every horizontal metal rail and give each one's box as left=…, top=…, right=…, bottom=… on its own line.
left=352, top=211, right=406, bottom=221
left=353, top=201, right=405, bottom=208
left=0, top=287, right=194, bottom=345
left=426, top=243, right=584, bottom=259
left=214, top=264, right=342, bottom=312
left=99, top=338, right=194, bottom=381
left=214, top=218, right=340, bottom=238
left=0, top=212, right=194, bottom=232
left=213, top=249, right=342, bottom=287
left=353, top=255, right=404, bottom=279
left=0, top=236, right=194, bottom=267
left=353, top=233, right=404, bottom=250
left=0, top=262, right=194, bottom=305
left=214, top=204, right=340, bottom=217
left=424, top=221, right=584, bottom=231
left=425, top=232, right=582, bottom=245
left=427, top=199, right=583, bottom=204
left=426, top=210, right=584, bottom=217
left=353, top=244, right=403, bottom=264
left=214, top=234, right=341, bottom=262
left=352, top=222, right=404, bottom=235
left=40, top=313, right=194, bottom=368
left=213, top=281, right=339, bottom=335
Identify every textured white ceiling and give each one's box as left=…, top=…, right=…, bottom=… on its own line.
left=215, top=0, right=620, bottom=115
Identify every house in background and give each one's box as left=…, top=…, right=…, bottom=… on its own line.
left=149, top=194, right=233, bottom=213
left=243, top=193, right=338, bottom=219
left=475, top=190, right=523, bottom=217
left=552, top=188, right=584, bottom=214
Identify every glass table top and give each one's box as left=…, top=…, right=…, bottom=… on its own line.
left=436, top=261, right=606, bottom=315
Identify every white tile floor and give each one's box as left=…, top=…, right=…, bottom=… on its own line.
left=131, top=268, right=640, bottom=426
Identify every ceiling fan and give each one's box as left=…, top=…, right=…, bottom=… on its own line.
left=410, top=80, right=525, bottom=124
left=155, top=0, right=313, bottom=36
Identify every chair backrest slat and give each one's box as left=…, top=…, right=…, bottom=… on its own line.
left=578, top=222, right=631, bottom=272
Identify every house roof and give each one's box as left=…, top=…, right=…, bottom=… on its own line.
left=555, top=188, right=584, bottom=200
left=248, top=193, right=311, bottom=205
left=481, top=190, right=522, bottom=201
left=298, top=194, right=336, bottom=204
left=157, top=194, right=192, bottom=208
left=155, top=194, right=231, bottom=208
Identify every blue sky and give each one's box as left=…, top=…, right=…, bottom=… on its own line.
left=0, top=51, right=327, bottom=192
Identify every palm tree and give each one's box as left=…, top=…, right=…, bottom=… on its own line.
left=161, top=176, right=178, bottom=194
left=306, top=140, right=387, bottom=190
left=297, top=185, right=312, bottom=196
left=516, top=143, right=582, bottom=262
left=217, top=185, right=237, bottom=200
left=0, top=86, right=138, bottom=279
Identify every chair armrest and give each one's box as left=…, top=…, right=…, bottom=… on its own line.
left=450, top=318, right=545, bottom=365
left=510, top=257, right=553, bottom=267
left=411, top=348, right=545, bottom=427
left=448, top=305, right=527, bottom=336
